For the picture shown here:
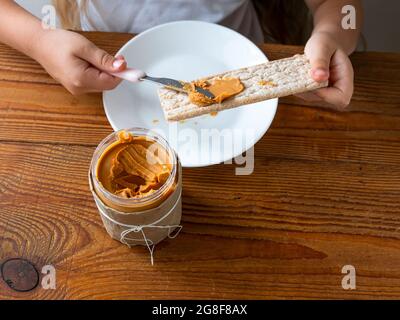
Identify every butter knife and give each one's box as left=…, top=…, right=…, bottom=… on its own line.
left=111, top=68, right=215, bottom=99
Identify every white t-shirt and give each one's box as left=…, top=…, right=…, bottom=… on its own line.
left=79, top=0, right=264, bottom=43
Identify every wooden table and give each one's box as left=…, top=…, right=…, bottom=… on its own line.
left=0, top=32, right=399, bottom=300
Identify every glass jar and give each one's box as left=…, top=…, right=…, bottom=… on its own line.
left=89, top=128, right=182, bottom=250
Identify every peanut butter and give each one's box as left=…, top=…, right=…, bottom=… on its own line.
left=188, top=77, right=244, bottom=106
left=90, top=128, right=183, bottom=248
left=96, top=131, right=172, bottom=199
left=258, top=80, right=277, bottom=87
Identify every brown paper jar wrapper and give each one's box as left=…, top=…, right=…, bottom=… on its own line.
left=88, top=169, right=182, bottom=265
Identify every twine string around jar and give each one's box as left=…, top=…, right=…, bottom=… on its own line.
left=97, top=192, right=182, bottom=265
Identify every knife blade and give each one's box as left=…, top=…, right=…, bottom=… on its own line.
left=142, top=75, right=215, bottom=99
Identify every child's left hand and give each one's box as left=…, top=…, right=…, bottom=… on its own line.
left=297, top=31, right=354, bottom=110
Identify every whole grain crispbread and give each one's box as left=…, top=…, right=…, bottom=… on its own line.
left=158, top=54, right=327, bottom=121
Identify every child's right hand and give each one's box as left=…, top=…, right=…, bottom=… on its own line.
left=33, top=29, right=126, bottom=95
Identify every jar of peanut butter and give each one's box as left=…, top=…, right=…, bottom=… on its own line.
left=89, top=128, right=182, bottom=263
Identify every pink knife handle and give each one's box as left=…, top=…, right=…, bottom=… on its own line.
left=111, top=68, right=146, bottom=83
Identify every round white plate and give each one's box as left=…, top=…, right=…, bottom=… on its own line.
left=103, top=21, right=278, bottom=167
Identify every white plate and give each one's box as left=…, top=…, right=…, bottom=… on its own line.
left=103, top=21, right=278, bottom=167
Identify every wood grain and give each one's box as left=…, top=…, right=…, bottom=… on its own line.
left=0, top=32, right=400, bottom=299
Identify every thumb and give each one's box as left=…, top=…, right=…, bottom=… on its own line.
left=305, top=36, right=335, bottom=83
left=81, top=44, right=126, bottom=73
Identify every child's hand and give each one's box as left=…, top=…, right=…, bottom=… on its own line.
left=33, top=29, right=126, bottom=95
left=298, top=31, right=354, bottom=110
